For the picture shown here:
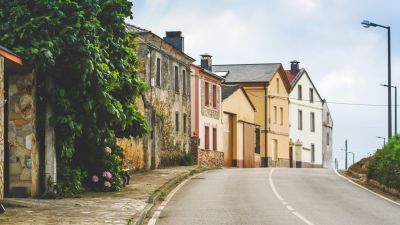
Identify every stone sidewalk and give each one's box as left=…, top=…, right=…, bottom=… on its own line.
left=0, top=166, right=197, bottom=225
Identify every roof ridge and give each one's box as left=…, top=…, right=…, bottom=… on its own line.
left=213, top=63, right=281, bottom=66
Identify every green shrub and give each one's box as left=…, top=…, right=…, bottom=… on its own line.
left=368, top=135, right=400, bottom=191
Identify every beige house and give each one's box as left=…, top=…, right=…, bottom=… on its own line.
left=221, top=85, right=260, bottom=168
left=214, top=64, right=291, bottom=167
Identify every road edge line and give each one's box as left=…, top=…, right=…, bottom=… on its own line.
left=334, top=169, right=400, bottom=207
left=147, top=171, right=204, bottom=225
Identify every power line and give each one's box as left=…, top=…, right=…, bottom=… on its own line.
left=244, top=91, right=397, bottom=107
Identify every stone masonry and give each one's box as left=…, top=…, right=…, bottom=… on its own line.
left=198, top=149, right=224, bottom=168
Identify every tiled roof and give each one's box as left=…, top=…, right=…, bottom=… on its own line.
left=125, top=24, right=151, bottom=33
left=212, top=63, right=281, bottom=83
left=285, top=70, right=298, bottom=84
left=221, top=85, right=240, bottom=100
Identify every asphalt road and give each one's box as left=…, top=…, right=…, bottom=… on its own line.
left=153, top=168, right=400, bottom=225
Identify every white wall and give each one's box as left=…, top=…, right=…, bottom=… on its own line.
left=289, top=72, right=323, bottom=165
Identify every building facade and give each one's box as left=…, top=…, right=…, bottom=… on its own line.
left=190, top=54, right=224, bottom=167
left=322, top=100, right=333, bottom=169
left=213, top=63, right=292, bottom=167
left=126, top=25, right=194, bottom=169
left=221, top=85, right=260, bottom=168
left=286, top=61, right=323, bottom=168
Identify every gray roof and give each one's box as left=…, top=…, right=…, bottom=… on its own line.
left=221, top=85, right=240, bottom=100
left=125, top=24, right=150, bottom=33
left=212, top=63, right=281, bottom=83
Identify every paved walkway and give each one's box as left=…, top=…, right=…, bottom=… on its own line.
left=0, top=166, right=196, bottom=225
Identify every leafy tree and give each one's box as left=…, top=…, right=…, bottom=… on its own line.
left=0, top=0, right=148, bottom=195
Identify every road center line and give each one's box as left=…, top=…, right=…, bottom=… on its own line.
left=269, top=168, right=315, bottom=225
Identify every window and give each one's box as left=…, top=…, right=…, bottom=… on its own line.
left=327, top=133, right=330, bottom=145
left=156, top=58, right=161, bottom=87
left=276, top=78, right=280, bottom=94
left=183, top=113, right=187, bottom=133
left=174, top=66, right=179, bottom=93
left=205, top=82, right=209, bottom=106
left=182, top=69, right=186, bottom=95
left=326, top=112, right=330, bottom=124
left=205, top=126, right=210, bottom=150
left=311, top=144, right=315, bottom=163
left=255, top=128, right=260, bottom=154
left=274, top=106, right=277, bottom=124
left=272, top=139, right=278, bottom=161
left=212, top=85, right=217, bottom=108
left=310, top=112, right=315, bottom=132
left=212, top=128, right=217, bottom=150
left=298, top=110, right=303, bottom=130
left=280, top=107, right=283, bottom=125
left=175, top=112, right=179, bottom=132
left=309, top=88, right=314, bottom=103
left=298, top=85, right=302, bottom=100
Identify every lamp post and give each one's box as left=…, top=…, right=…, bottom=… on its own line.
left=381, top=84, right=397, bottom=135
left=362, top=20, right=392, bottom=138
left=376, top=136, right=386, bottom=147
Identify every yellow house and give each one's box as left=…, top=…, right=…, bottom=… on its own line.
left=221, top=85, right=260, bottom=168
left=213, top=64, right=291, bottom=167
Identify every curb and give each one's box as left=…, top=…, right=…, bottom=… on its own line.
left=334, top=169, right=400, bottom=207
left=131, top=167, right=216, bottom=225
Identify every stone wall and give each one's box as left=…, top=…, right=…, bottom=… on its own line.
left=267, top=157, right=290, bottom=168
left=136, top=32, right=194, bottom=169
left=117, top=137, right=144, bottom=170
left=8, top=71, right=38, bottom=197
left=198, top=149, right=224, bottom=168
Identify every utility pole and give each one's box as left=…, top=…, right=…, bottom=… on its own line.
left=345, top=140, right=348, bottom=170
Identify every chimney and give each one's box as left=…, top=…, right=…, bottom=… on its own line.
left=163, top=31, right=184, bottom=52
left=290, top=60, right=300, bottom=74
left=200, top=54, right=212, bottom=71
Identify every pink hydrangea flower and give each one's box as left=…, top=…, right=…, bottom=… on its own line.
left=92, top=175, right=99, bottom=183
left=102, top=171, right=112, bottom=179
left=104, top=181, right=111, bottom=188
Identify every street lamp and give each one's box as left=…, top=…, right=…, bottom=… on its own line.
left=362, top=20, right=392, bottom=138
left=381, top=84, right=397, bottom=135
left=376, top=136, right=386, bottom=146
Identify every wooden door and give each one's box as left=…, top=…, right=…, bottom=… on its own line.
left=223, top=113, right=233, bottom=167
left=243, top=123, right=255, bottom=168
left=289, top=147, right=293, bottom=168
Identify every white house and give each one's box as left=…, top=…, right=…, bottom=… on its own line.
left=286, top=61, right=324, bottom=168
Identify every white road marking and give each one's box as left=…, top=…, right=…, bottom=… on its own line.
left=148, top=173, right=203, bottom=225
left=286, top=205, right=294, bottom=211
left=293, top=211, right=315, bottom=225
left=269, top=168, right=315, bottom=225
left=334, top=169, right=400, bottom=207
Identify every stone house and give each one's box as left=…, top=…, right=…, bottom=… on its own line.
left=285, top=61, right=324, bottom=168
left=322, top=100, right=333, bottom=169
left=190, top=54, right=224, bottom=168
left=213, top=63, right=292, bottom=167
left=126, top=25, right=194, bottom=169
left=221, top=85, right=261, bottom=168
left=0, top=46, right=56, bottom=199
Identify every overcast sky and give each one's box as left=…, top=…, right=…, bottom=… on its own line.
left=128, top=0, right=400, bottom=168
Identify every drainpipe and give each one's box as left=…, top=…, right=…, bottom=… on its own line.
left=264, top=84, right=268, bottom=167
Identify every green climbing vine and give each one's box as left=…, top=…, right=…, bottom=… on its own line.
left=0, top=0, right=148, bottom=195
